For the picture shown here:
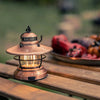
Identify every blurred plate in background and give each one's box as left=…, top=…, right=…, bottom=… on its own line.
left=51, top=52, right=100, bottom=66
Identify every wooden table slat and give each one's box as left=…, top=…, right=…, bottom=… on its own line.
left=1, top=63, right=100, bottom=100
left=6, top=59, right=100, bottom=85
left=0, top=77, right=74, bottom=100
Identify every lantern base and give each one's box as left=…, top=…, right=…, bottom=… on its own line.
left=14, top=66, right=47, bottom=81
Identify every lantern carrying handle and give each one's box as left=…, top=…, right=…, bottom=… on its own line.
left=37, top=35, right=42, bottom=47
left=38, top=35, right=42, bottom=43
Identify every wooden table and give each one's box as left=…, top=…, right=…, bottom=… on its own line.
left=0, top=54, right=100, bottom=100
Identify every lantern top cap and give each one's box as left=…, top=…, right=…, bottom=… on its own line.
left=6, top=26, right=52, bottom=55
left=21, top=26, right=37, bottom=40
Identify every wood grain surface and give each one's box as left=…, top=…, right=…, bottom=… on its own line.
left=0, top=77, right=73, bottom=100
left=6, top=59, right=100, bottom=85
left=1, top=63, right=100, bottom=100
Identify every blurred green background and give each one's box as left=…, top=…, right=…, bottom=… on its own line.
left=0, top=0, right=100, bottom=63
left=0, top=0, right=59, bottom=62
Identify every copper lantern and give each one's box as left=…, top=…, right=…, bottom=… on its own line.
left=6, top=26, right=52, bottom=81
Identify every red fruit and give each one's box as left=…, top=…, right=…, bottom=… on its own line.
left=71, top=43, right=87, bottom=56
left=52, top=34, right=87, bottom=56
left=86, top=54, right=97, bottom=60
left=67, top=47, right=85, bottom=57
left=81, top=53, right=97, bottom=60
left=87, top=54, right=92, bottom=57
left=52, top=34, right=69, bottom=54
left=81, top=54, right=87, bottom=57
left=97, top=57, right=100, bottom=60
left=52, top=34, right=67, bottom=44
left=92, top=54, right=97, bottom=59
left=58, top=34, right=68, bottom=41
left=72, top=49, right=81, bottom=57
left=72, top=43, right=87, bottom=52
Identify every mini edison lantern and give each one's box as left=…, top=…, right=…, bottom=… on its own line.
left=6, top=26, right=52, bottom=81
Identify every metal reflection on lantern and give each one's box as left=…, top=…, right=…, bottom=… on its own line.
left=6, top=26, right=52, bottom=81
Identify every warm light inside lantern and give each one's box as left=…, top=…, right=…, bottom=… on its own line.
left=20, top=55, right=42, bottom=68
